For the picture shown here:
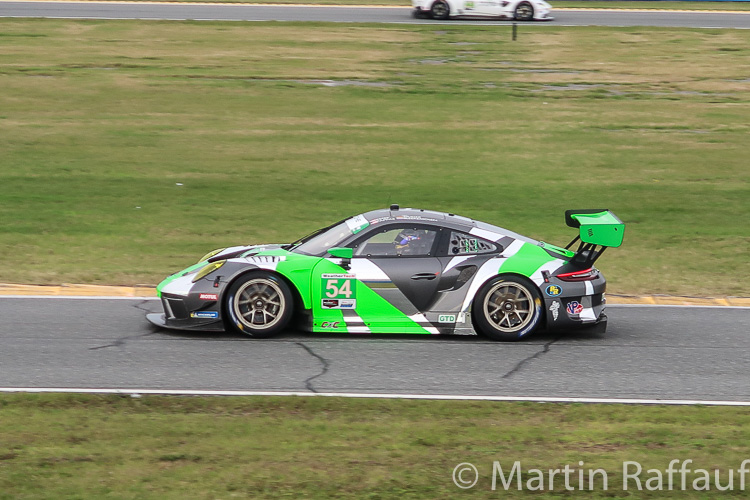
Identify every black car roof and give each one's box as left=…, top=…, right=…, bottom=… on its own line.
left=361, top=207, right=476, bottom=228
left=357, top=207, right=537, bottom=245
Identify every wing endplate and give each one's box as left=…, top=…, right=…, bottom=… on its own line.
left=566, top=209, right=624, bottom=248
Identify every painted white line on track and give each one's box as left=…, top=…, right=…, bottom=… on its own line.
left=2, top=387, right=750, bottom=405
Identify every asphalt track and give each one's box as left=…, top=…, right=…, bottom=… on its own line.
left=2, top=297, right=750, bottom=403
left=2, top=4, right=749, bottom=404
left=1, top=1, right=750, bottom=28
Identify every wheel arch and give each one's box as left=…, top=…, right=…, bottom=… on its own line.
left=471, top=271, right=548, bottom=327
left=223, top=267, right=305, bottom=316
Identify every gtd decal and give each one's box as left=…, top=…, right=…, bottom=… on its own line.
left=321, top=321, right=340, bottom=329
left=438, top=314, right=456, bottom=323
left=545, top=284, right=562, bottom=297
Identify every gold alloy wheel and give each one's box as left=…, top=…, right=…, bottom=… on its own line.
left=483, top=281, right=534, bottom=333
left=233, top=278, right=286, bottom=330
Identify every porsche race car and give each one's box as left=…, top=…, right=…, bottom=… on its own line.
left=147, top=206, right=624, bottom=341
left=412, top=0, right=553, bottom=21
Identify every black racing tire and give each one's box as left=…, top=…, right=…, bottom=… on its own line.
left=472, top=275, right=543, bottom=341
left=514, top=1, right=534, bottom=21
left=430, top=1, right=450, bottom=20
left=224, top=272, right=293, bottom=338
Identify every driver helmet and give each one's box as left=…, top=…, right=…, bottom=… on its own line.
left=394, top=229, right=421, bottom=252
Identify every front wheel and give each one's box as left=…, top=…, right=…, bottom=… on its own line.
left=472, top=275, right=543, bottom=341
left=225, top=272, right=293, bottom=338
left=430, top=1, right=450, bottom=20
left=514, top=1, right=534, bottom=21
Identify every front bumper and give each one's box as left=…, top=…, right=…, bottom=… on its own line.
left=146, top=312, right=225, bottom=332
left=147, top=293, right=226, bottom=332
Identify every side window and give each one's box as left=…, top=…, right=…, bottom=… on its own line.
left=448, top=231, right=497, bottom=255
left=354, top=227, right=438, bottom=257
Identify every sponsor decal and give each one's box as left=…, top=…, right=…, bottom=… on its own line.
left=438, top=314, right=457, bottom=323
left=321, top=321, right=340, bottom=329
left=322, top=299, right=339, bottom=309
left=191, top=311, right=219, bottom=319
left=321, top=298, right=356, bottom=309
left=588, top=228, right=594, bottom=238
left=322, top=275, right=356, bottom=303
left=199, top=293, right=218, bottom=301
left=395, top=215, right=438, bottom=222
left=368, top=216, right=394, bottom=225
left=549, top=301, right=560, bottom=321
left=545, top=284, right=562, bottom=297
left=566, top=301, right=584, bottom=315
left=369, top=215, right=439, bottom=225
left=465, top=0, right=474, bottom=8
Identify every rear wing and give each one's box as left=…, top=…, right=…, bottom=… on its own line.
left=564, top=209, right=625, bottom=266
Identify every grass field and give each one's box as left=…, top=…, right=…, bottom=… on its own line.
left=1, top=394, right=749, bottom=498
left=1, top=19, right=749, bottom=296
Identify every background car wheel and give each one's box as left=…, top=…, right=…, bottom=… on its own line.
left=514, top=1, right=534, bottom=21
left=225, top=272, right=293, bottom=338
left=412, top=9, right=430, bottom=18
left=472, top=275, right=543, bottom=341
left=430, top=1, right=450, bottom=20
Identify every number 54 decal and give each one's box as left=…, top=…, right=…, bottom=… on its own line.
left=321, top=274, right=357, bottom=309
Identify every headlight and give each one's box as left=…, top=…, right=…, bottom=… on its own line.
left=192, top=260, right=225, bottom=282
left=197, top=248, right=226, bottom=264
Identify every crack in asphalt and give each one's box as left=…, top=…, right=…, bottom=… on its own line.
left=131, top=299, right=156, bottom=314
left=296, top=342, right=330, bottom=393
left=89, top=332, right=159, bottom=350
left=502, top=336, right=560, bottom=379
left=89, top=301, right=162, bottom=350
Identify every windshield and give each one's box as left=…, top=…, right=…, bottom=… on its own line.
left=290, top=221, right=352, bottom=256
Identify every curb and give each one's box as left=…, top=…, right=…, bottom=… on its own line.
left=1, top=283, right=748, bottom=307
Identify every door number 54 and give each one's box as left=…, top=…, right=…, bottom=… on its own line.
left=325, top=279, right=353, bottom=299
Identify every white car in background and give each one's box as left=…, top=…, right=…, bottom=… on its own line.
left=412, top=0, right=553, bottom=21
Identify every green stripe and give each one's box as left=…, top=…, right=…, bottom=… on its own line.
left=498, top=242, right=558, bottom=278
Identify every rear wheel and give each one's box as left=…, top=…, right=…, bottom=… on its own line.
left=431, top=1, right=450, bottom=20
left=472, top=275, right=543, bottom=341
left=514, top=1, right=534, bottom=21
left=225, top=272, right=293, bottom=338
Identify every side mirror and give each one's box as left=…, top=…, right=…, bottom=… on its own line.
left=328, top=247, right=353, bottom=259
left=328, top=247, right=353, bottom=270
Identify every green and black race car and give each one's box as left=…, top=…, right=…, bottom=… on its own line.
left=147, top=206, right=624, bottom=341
